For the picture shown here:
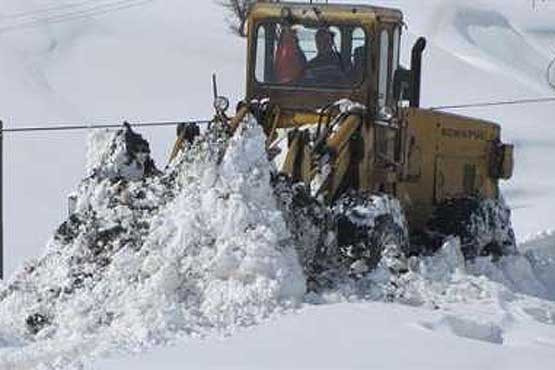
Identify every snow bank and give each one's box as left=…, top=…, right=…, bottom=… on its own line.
left=0, top=118, right=554, bottom=369
left=0, top=118, right=305, bottom=369
left=99, top=232, right=555, bottom=370
left=314, top=233, right=555, bottom=318
left=521, top=230, right=555, bottom=298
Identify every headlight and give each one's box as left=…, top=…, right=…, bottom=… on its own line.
left=214, top=96, right=230, bottom=113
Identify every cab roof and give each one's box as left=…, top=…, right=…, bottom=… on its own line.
left=249, top=2, right=403, bottom=25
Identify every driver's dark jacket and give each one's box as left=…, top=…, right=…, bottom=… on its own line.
left=304, top=52, right=349, bottom=85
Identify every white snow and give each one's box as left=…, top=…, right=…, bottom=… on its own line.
left=0, top=118, right=305, bottom=369
left=97, top=234, right=555, bottom=370
left=0, top=0, right=554, bottom=369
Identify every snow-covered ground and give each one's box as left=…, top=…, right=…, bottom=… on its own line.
left=0, top=0, right=554, bottom=369
left=96, top=230, right=555, bottom=370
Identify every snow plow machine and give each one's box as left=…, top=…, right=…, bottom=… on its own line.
left=171, top=2, right=516, bottom=286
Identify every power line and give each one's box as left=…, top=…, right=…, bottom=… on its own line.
left=4, top=95, right=555, bottom=133
left=0, top=0, right=151, bottom=31
left=0, top=0, right=114, bottom=19
left=0, top=0, right=153, bottom=33
left=1, top=119, right=212, bottom=134
left=430, top=97, right=555, bottom=111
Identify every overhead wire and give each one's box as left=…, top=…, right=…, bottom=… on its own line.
left=0, top=0, right=115, bottom=19
left=2, top=96, right=555, bottom=134
left=0, top=0, right=152, bottom=31
left=1, top=120, right=212, bottom=134
left=430, top=97, right=555, bottom=111
left=0, top=0, right=153, bottom=33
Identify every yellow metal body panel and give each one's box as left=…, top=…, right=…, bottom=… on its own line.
left=248, top=2, right=402, bottom=28
left=326, top=115, right=360, bottom=153
left=398, top=108, right=501, bottom=229
left=275, top=110, right=322, bottom=129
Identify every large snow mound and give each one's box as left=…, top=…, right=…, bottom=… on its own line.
left=0, top=118, right=305, bottom=369
left=0, top=118, right=554, bottom=369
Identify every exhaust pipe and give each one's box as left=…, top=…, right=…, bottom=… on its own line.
left=410, top=37, right=427, bottom=108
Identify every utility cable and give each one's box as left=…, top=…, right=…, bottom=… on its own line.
left=0, top=0, right=153, bottom=33
left=430, top=97, right=555, bottom=111
left=1, top=119, right=212, bottom=134
left=0, top=0, right=151, bottom=31
left=0, top=0, right=117, bottom=20
left=3, top=96, right=555, bottom=133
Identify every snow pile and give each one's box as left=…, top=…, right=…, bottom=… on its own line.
left=313, top=234, right=555, bottom=314
left=521, top=231, right=555, bottom=298
left=0, top=118, right=305, bottom=369
left=410, top=235, right=555, bottom=347
left=0, top=116, right=554, bottom=368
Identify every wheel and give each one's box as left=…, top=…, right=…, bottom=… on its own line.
left=427, top=196, right=517, bottom=260
left=271, top=174, right=336, bottom=288
left=333, top=192, right=409, bottom=276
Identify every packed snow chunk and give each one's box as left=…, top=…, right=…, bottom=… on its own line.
left=522, top=231, right=555, bottom=299
left=417, top=237, right=467, bottom=280
left=469, top=254, right=549, bottom=300
left=522, top=306, right=555, bottom=326
left=87, top=123, right=159, bottom=181
left=86, top=129, right=117, bottom=175
left=464, top=231, right=555, bottom=301
left=387, top=238, right=516, bottom=308
left=422, top=315, right=504, bottom=344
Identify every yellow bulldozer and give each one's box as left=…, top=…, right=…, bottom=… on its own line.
left=173, top=2, right=516, bottom=281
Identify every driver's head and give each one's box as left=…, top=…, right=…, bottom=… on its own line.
left=315, top=28, right=334, bottom=54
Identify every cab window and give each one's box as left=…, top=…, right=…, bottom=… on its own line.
left=378, top=29, right=390, bottom=108
left=255, top=23, right=368, bottom=88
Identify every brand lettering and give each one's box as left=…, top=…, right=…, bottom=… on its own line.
left=441, top=128, right=486, bottom=141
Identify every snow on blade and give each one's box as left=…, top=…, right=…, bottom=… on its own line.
left=0, top=118, right=305, bottom=369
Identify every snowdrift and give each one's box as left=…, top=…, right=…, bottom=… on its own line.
left=1, top=120, right=554, bottom=369
left=429, top=3, right=552, bottom=90
left=0, top=119, right=305, bottom=369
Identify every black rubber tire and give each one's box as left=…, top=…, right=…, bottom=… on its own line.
left=334, top=193, right=409, bottom=276
left=271, top=174, right=336, bottom=287
left=428, top=197, right=517, bottom=260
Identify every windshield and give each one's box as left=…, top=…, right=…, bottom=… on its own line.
left=255, top=22, right=368, bottom=88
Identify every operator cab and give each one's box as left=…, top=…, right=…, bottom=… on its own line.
left=246, top=2, right=404, bottom=115
left=255, top=23, right=366, bottom=87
